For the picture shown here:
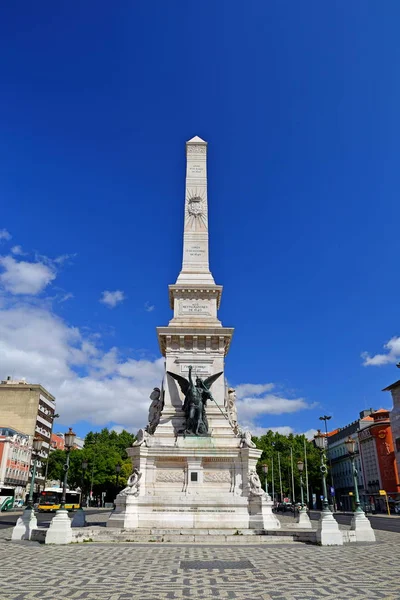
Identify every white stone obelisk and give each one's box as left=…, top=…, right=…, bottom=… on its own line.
left=176, top=136, right=215, bottom=285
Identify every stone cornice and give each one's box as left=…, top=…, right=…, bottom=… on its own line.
left=168, top=284, right=223, bottom=309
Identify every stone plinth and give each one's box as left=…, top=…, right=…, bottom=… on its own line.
left=316, top=509, right=343, bottom=546
left=11, top=508, right=37, bottom=541
left=248, top=495, right=281, bottom=530
left=350, top=510, right=376, bottom=542
left=45, top=509, right=72, bottom=545
left=296, top=507, right=312, bottom=529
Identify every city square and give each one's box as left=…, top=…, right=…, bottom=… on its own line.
left=0, top=513, right=399, bottom=600
left=1, top=2, right=400, bottom=599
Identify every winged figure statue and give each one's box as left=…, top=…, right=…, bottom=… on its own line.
left=167, top=366, right=223, bottom=435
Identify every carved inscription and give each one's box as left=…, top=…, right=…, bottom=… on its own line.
left=187, top=244, right=206, bottom=258
left=188, top=164, right=204, bottom=176
left=180, top=364, right=211, bottom=375
left=180, top=300, right=210, bottom=316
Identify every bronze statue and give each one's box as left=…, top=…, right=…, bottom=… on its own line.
left=167, top=366, right=222, bottom=435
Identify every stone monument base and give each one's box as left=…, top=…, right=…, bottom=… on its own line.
left=108, top=494, right=252, bottom=530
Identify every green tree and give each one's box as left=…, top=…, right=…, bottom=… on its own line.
left=46, top=428, right=135, bottom=504
left=253, top=431, right=323, bottom=505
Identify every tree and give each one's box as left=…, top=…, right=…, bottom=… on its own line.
left=253, top=430, right=323, bottom=505
left=46, top=428, right=135, bottom=504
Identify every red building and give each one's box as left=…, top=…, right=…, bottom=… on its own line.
left=50, top=433, right=65, bottom=451
left=358, top=409, right=400, bottom=512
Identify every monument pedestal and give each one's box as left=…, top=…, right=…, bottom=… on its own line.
left=11, top=508, right=37, bottom=541
left=108, top=439, right=264, bottom=530
left=316, top=509, right=343, bottom=546
left=350, top=510, right=376, bottom=542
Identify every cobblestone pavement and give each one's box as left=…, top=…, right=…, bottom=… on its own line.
left=0, top=527, right=399, bottom=600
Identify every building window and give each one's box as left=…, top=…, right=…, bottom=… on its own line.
left=190, top=472, right=198, bottom=482
left=395, top=437, right=400, bottom=453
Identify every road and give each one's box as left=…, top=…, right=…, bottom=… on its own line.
left=0, top=508, right=107, bottom=530
left=309, top=510, right=400, bottom=533
left=1, top=508, right=400, bottom=532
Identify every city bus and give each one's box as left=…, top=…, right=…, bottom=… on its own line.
left=38, top=488, right=81, bottom=512
left=0, top=486, right=15, bottom=511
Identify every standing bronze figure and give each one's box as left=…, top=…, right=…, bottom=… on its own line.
left=167, top=366, right=222, bottom=435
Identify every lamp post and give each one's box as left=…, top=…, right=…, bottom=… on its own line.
left=297, top=459, right=305, bottom=508
left=319, top=415, right=335, bottom=509
left=115, top=463, right=121, bottom=493
left=344, top=436, right=363, bottom=514
left=314, top=430, right=329, bottom=513
left=60, top=428, right=76, bottom=510
left=262, top=463, right=268, bottom=496
left=27, top=437, right=43, bottom=510
left=81, top=459, right=88, bottom=508
left=343, top=435, right=376, bottom=541
left=295, top=457, right=312, bottom=528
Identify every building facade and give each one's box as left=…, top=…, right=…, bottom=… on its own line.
left=0, top=427, right=32, bottom=501
left=359, top=408, right=400, bottom=513
left=383, top=378, right=400, bottom=487
left=0, top=378, right=56, bottom=490
left=327, top=415, right=368, bottom=511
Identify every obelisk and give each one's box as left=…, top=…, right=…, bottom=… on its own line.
left=108, top=136, right=275, bottom=532
left=157, top=136, right=233, bottom=436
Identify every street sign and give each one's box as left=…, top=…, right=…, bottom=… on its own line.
left=379, top=490, right=387, bottom=496
left=330, top=487, right=335, bottom=495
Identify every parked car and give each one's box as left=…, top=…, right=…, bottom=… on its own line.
left=276, top=502, right=294, bottom=513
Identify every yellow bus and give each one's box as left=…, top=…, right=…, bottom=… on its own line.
left=38, top=488, right=80, bottom=512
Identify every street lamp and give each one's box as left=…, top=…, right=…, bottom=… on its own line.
left=319, top=415, right=335, bottom=509
left=115, top=463, right=121, bottom=492
left=27, top=437, right=43, bottom=510
left=345, top=436, right=363, bottom=514
left=262, top=463, right=268, bottom=496
left=81, top=459, right=88, bottom=508
left=297, top=459, right=305, bottom=508
left=314, top=429, right=330, bottom=514
left=60, top=428, right=76, bottom=510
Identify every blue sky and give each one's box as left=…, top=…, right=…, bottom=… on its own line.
left=0, top=1, right=399, bottom=439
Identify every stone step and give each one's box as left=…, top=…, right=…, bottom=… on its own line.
left=70, top=526, right=317, bottom=545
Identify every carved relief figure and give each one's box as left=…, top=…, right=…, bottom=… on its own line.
left=226, top=387, right=239, bottom=433
left=147, top=387, right=163, bottom=434
left=120, top=468, right=142, bottom=497
left=167, top=366, right=222, bottom=435
left=240, top=430, right=257, bottom=448
left=248, top=469, right=264, bottom=497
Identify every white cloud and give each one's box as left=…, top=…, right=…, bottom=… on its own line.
left=11, top=245, right=25, bottom=256
left=0, top=301, right=164, bottom=430
left=53, top=253, right=77, bottom=265
left=144, top=301, right=155, bottom=312
left=362, top=336, right=400, bottom=366
left=100, top=290, right=126, bottom=308
left=0, top=256, right=56, bottom=295
left=235, top=383, right=275, bottom=399
left=233, top=382, right=317, bottom=440
left=59, top=293, right=74, bottom=303
left=0, top=229, right=11, bottom=241
left=239, top=424, right=319, bottom=439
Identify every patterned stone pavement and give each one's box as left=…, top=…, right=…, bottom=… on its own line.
left=0, top=527, right=399, bottom=600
